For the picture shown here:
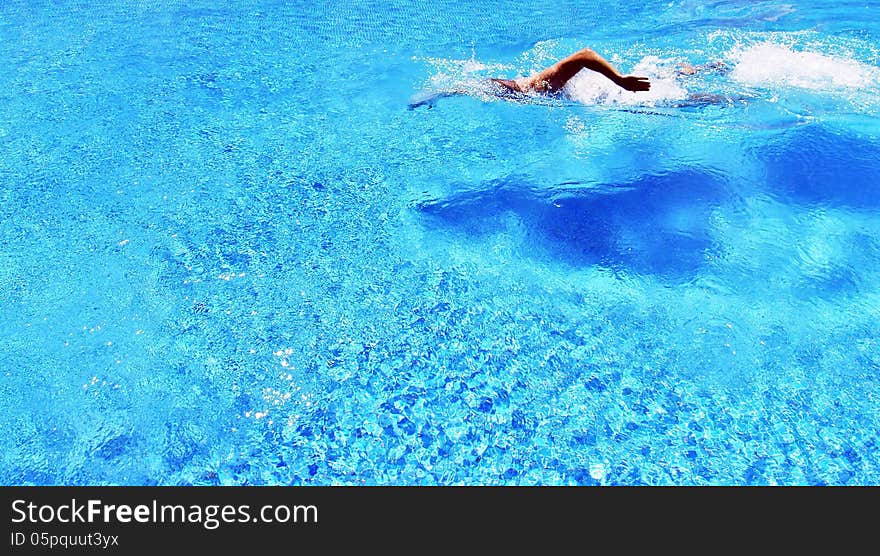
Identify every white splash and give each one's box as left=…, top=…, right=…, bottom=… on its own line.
left=416, top=54, right=511, bottom=89
left=564, top=56, right=689, bottom=107
left=730, top=43, right=880, bottom=90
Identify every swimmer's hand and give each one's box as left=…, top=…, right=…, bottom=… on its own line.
left=616, top=75, right=651, bottom=92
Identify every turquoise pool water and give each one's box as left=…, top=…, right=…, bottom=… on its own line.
left=2, top=0, right=880, bottom=485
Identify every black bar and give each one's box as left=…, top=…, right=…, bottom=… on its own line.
left=1, top=487, right=876, bottom=552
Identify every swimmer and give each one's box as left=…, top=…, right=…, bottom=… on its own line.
left=410, top=46, right=650, bottom=109
left=492, top=47, right=650, bottom=95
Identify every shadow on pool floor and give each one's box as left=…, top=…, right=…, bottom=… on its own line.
left=758, top=125, right=880, bottom=210
left=415, top=168, right=733, bottom=281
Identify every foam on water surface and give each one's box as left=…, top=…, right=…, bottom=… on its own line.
left=730, top=43, right=880, bottom=90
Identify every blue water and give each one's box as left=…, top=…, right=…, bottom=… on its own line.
left=2, top=0, right=880, bottom=485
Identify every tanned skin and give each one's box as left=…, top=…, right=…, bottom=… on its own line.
left=492, top=47, right=651, bottom=94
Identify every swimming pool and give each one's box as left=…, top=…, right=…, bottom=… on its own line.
left=2, top=0, right=879, bottom=485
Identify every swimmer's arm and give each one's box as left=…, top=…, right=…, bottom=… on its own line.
left=579, top=49, right=651, bottom=92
